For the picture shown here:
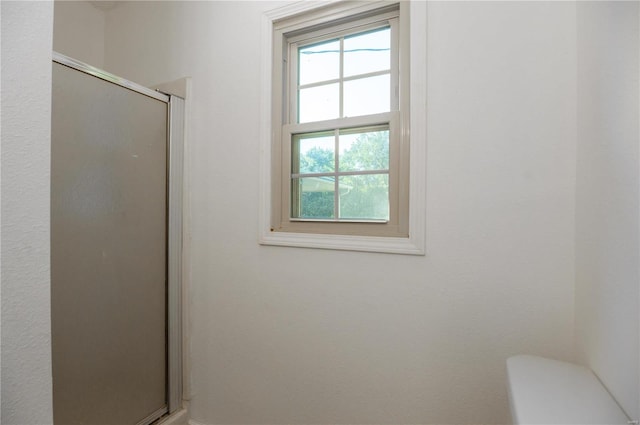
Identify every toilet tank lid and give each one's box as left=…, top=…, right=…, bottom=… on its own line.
left=506, top=355, right=629, bottom=425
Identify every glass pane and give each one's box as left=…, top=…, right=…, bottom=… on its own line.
left=343, top=74, right=390, bottom=117
left=299, top=39, right=340, bottom=85
left=299, top=83, right=339, bottom=123
left=344, top=28, right=390, bottom=77
left=339, top=174, right=389, bottom=220
left=51, top=63, right=167, bottom=424
left=339, top=129, right=389, bottom=172
left=293, top=133, right=335, bottom=174
left=292, top=177, right=335, bottom=219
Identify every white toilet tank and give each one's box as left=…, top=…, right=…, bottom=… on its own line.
left=506, top=355, right=630, bottom=424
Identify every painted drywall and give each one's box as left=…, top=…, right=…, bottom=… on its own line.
left=96, top=2, right=578, bottom=423
left=0, top=1, right=54, bottom=424
left=575, top=1, right=640, bottom=419
left=90, top=1, right=580, bottom=423
left=53, top=0, right=105, bottom=68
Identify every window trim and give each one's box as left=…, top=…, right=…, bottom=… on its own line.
left=259, top=0, right=427, bottom=255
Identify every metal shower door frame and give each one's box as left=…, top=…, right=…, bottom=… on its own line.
left=52, top=52, right=184, bottom=422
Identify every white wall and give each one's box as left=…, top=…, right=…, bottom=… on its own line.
left=0, top=1, right=54, bottom=424
left=575, top=1, right=640, bottom=419
left=96, top=2, right=577, bottom=423
left=53, top=0, right=105, bottom=68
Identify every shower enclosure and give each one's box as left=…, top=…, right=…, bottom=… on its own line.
left=50, top=53, right=183, bottom=425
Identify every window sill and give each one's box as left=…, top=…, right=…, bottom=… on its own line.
left=259, top=230, right=425, bottom=255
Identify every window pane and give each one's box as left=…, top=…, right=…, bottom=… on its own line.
left=299, top=83, right=339, bottom=123
left=343, top=74, right=390, bottom=117
left=339, top=174, right=389, bottom=220
left=339, top=129, right=389, bottom=172
left=299, top=40, right=340, bottom=85
left=293, top=133, right=335, bottom=174
left=292, top=177, right=335, bottom=219
left=344, top=28, right=390, bottom=78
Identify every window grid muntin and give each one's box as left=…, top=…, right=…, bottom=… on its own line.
left=298, top=69, right=392, bottom=90
left=339, top=37, right=345, bottom=119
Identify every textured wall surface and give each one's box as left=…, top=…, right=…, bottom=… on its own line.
left=575, top=1, right=640, bottom=419
left=94, top=2, right=578, bottom=423
left=1, top=1, right=55, bottom=424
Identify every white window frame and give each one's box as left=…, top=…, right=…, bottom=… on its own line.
left=259, top=0, right=426, bottom=255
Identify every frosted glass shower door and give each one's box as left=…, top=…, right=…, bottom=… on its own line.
left=51, top=62, right=168, bottom=425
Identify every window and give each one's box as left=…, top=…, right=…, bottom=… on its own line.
left=260, top=1, right=426, bottom=254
